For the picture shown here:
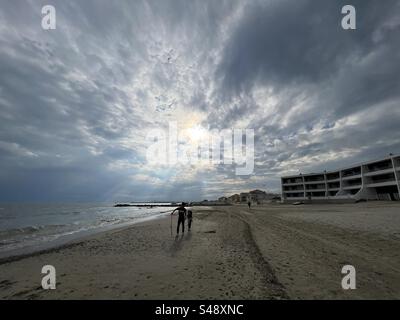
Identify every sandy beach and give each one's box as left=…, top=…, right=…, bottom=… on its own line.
left=0, top=202, right=399, bottom=299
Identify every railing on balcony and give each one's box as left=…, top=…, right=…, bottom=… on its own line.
left=367, top=174, right=396, bottom=185
left=305, top=184, right=325, bottom=190
left=282, top=178, right=303, bottom=184
left=366, top=160, right=393, bottom=173
left=328, top=182, right=340, bottom=189
left=343, top=177, right=362, bottom=186
left=306, top=191, right=326, bottom=197
left=304, top=176, right=325, bottom=182
left=326, top=172, right=340, bottom=180
left=342, top=167, right=361, bottom=177
left=283, top=186, right=305, bottom=191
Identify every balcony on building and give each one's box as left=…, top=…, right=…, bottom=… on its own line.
left=283, top=185, right=304, bottom=192
left=327, top=181, right=340, bottom=190
left=326, top=172, right=340, bottom=181
left=393, top=156, right=400, bottom=171
left=365, top=172, right=397, bottom=187
left=342, top=177, right=362, bottom=190
left=341, top=166, right=361, bottom=180
left=282, top=177, right=303, bottom=185
left=364, top=159, right=393, bottom=174
left=305, top=191, right=326, bottom=198
left=305, top=183, right=326, bottom=192
left=304, top=174, right=325, bottom=183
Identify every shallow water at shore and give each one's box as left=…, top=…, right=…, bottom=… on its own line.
left=0, top=203, right=171, bottom=257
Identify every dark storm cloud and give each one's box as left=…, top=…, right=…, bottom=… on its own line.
left=212, top=0, right=400, bottom=132
left=217, top=0, right=399, bottom=96
left=210, top=0, right=400, bottom=192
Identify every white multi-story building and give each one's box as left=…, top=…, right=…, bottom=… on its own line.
left=281, top=154, right=400, bottom=202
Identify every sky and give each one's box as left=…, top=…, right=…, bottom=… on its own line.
left=0, top=0, right=400, bottom=202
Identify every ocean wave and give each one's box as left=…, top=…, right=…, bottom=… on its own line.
left=0, top=206, right=168, bottom=254
left=0, top=224, right=67, bottom=240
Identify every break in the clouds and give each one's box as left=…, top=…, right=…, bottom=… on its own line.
left=0, top=0, right=399, bottom=202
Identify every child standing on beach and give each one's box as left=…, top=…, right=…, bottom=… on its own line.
left=187, top=209, right=193, bottom=231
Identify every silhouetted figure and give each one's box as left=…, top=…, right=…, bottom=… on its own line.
left=171, top=203, right=187, bottom=234
left=248, top=201, right=251, bottom=209
left=187, top=210, right=193, bottom=231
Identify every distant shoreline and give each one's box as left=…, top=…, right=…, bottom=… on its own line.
left=113, top=203, right=232, bottom=207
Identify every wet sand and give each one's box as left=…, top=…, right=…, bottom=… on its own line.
left=0, top=202, right=399, bottom=299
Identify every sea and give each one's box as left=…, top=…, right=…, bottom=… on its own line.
left=0, top=203, right=173, bottom=258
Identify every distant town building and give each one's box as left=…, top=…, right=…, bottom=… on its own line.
left=249, top=189, right=266, bottom=201
left=228, top=194, right=240, bottom=203
left=281, top=154, right=400, bottom=202
left=222, top=190, right=279, bottom=204
left=235, top=190, right=278, bottom=203
left=248, top=190, right=280, bottom=203
left=239, top=192, right=250, bottom=202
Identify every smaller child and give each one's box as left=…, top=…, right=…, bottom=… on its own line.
left=187, top=210, right=193, bottom=231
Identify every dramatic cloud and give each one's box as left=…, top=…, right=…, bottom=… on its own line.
left=0, top=0, right=399, bottom=201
